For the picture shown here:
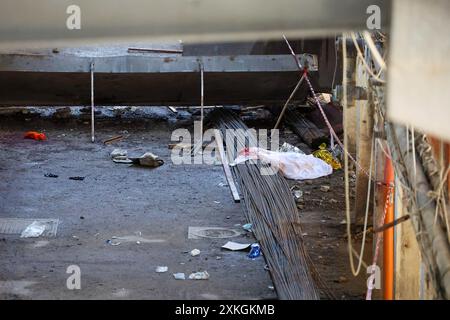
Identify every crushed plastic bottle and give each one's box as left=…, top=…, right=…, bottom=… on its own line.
left=247, top=243, right=261, bottom=259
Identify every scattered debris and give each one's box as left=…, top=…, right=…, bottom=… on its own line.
left=167, top=106, right=178, bottom=113
left=173, top=273, right=186, bottom=280
left=290, top=185, right=304, bottom=203
left=24, top=131, right=46, bottom=141
left=20, top=221, right=46, bottom=238
left=278, top=142, right=305, bottom=154
left=106, top=239, right=121, bottom=246
left=129, top=152, right=164, bottom=168
left=190, top=249, right=201, bottom=257
left=268, top=285, right=275, bottom=291
left=0, top=218, right=59, bottom=237
left=222, top=241, right=250, bottom=251
left=111, top=149, right=132, bottom=163
left=247, top=243, right=261, bottom=259
left=69, top=176, right=85, bottom=181
left=231, top=147, right=332, bottom=180
left=44, top=173, right=58, bottom=178
left=155, top=266, right=168, bottom=273
left=213, top=201, right=221, bottom=204
left=189, top=271, right=210, bottom=280
left=103, top=135, right=124, bottom=145
left=313, top=143, right=342, bottom=170
left=320, top=185, right=331, bottom=192
left=111, top=149, right=164, bottom=167
left=242, top=223, right=252, bottom=232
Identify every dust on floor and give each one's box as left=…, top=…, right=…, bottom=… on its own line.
left=0, top=112, right=370, bottom=299
left=0, top=118, right=275, bottom=299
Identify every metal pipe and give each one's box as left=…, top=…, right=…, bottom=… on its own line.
left=200, top=64, right=204, bottom=146
left=273, top=74, right=305, bottom=129
left=383, top=157, right=395, bottom=300
left=90, top=62, right=95, bottom=143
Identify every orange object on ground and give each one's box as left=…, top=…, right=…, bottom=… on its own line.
left=383, top=157, right=395, bottom=300
left=24, top=131, right=47, bottom=141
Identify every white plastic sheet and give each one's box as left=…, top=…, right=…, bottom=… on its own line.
left=231, top=147, right=333, bottom=180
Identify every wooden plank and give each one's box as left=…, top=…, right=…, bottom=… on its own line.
left=354, top=56, right=373, bottom=224
left=214, top=129, right=240, bottom=203
left=394, top=180, right=421, bottom=299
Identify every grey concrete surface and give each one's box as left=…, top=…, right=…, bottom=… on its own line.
left=0, top=118, right=276, bottom=300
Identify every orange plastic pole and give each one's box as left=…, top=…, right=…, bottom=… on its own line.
left=383, top=157, right=394, bottom=300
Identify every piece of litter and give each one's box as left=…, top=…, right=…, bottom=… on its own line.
left=189, top=271, right=210, bottom=280
left=110, top=148, right=128, bottom=159
left=69, top=176, right=85, bottom=181
left=173, top=273, right=185, bottom=280
left=218, top=182, right=228, bottom=187
left=155, top=266, right=168, bottom=273
left=103, top=135, right=124, bottom=145
left=132, top=152, right=164, bottom=168
left=278, top=142, right=305, bottom=154
left=20, top=221, right=46, bottom=238
left=24, top=131, right=46, bottom=141
left=268, top=285, right=275, bottom=291
left=214, top=201, right=220, bottom=204
left=136, top=241, right=141, bottom=245
left=248, top=243, right=261, bottom=259
left=221, top=241, right=251, bottom=251
left=320, top=185, right=331, bottom=192
left=232, top=147, right=332, bottom=180
left=106, top=239, right=121, bottom=246
left=190, top=249, right=201, bottom=256
left=216, top=256, right=222, bottom=260
left=44, top=173, right=58, bottom=178
left=242, top=223, right=252, bottom=232
left=112, top=158, right=133, bottom=164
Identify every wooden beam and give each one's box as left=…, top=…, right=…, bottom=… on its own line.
left=354, top=55, right=373, bottom=224
left=214, top=129, right=241, bottom=203
left=394, top=180, right=421, bottom=299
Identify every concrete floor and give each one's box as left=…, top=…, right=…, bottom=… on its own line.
left=0, top=117, right=276, bottom=299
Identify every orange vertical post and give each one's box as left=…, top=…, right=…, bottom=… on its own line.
left=383, top=157, right=395, bottom=300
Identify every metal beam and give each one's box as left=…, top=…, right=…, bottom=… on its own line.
left=0, top=0, right=390, bottom=49
left=0, top=54, right=317, bottom=106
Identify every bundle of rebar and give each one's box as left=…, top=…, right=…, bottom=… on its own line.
left=207, top=108, right=320, bottom=300
left=284, top=106, right=328, bottom=148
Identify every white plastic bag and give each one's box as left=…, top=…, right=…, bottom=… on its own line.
left=20, top=221, right=46, bottom=238
left=231, top=147, right=332, bottom=180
